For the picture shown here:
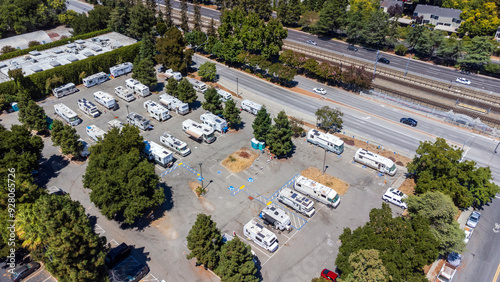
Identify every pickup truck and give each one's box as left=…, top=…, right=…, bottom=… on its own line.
left=435, top=262, right=457, bottom=282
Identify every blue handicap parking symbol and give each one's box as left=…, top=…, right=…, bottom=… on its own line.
left=228, top=186, right=235, bottom=191
left=248, top=178, right=254, bottom=183
left=198, top=177, right=204, bottom=181
left=217, top=171, right=222, bottom=175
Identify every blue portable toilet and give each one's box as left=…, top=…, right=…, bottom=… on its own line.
left=258, top=141, right=265, bottom=150
left=251, top=138, right=259, bottom=150
left=11, top=102, right=18, bottom=112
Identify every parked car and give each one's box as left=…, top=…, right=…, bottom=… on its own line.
left=313, top=88, right=327, bottom=95
left=400, top=117, right=418, bottom=127
left=79, top=139, right=90, bottom=158
left=109, top=264, right=149, bottom=282
left=447, top=252, right=462, bottom=267
left=466, top=211, right=481, bottom=228
left=306, top=40, right=317, bottom=46
left=105, top=243, right=132, bottom=268
left=321, top=268, right=338, bottom=281
left=11, top=262, right=40, bottom=282
left=464, top=226, right=473, bottom=244
left=378, top=57, right=390, bottom=64
left=456, top=77, right=471, bottom=85
left=382, top=188, right=408, bottom=209
left=347, top=45, right=358, bottom=52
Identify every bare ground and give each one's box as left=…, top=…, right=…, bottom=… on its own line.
left=221, top=147, right=259, bottom=173
left=300, top=167, right=350, bottom=195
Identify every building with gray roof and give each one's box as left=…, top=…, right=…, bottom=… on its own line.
left=413, top=4, right=462, bottom=32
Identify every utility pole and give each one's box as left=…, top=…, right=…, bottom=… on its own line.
left=322, top=148, right=327, bottom=175
left=404, top=54, right=412, bottom=77
left=372, top=50, right=380, bottom=79
left=495, top=141, right=499, bottom=153
left=199, top=162, right=204, bottom=188
left=236, top=77, right=239, bottom=96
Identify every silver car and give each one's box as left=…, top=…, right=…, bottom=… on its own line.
left=466, top=211, right=481, bottom=228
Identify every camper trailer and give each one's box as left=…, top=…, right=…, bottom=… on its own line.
left=353, top=148, right=397, bottom=176
left=114, top=86, right=135, bottom=102
left=294, top=176, right=341, bottom=208
left=107, top=119, right=124, bottom=131
left=52, top=83, right=78, bottom=98
left=278, top=187, right=316, bottom=217
left=260, top=206, right=291, bottom=231
left=109, top=62, right=133, bottom=77
left=93, top=91, right=116, bottom=109
left=216, top=89, right=232, bottom=102
left=134, top=83, right=150, bottom=97
left=86, top=125, right=106, bottom=141
left=165, top=69, right=182, bottom=81
left=143, top=140, right=174, bottom=167
left=182, top=119, right=215, bottom=143
left=54, top=103, right=81, bottom=126
left=158, top=94, right=189, bottom=115
left=240, top=99, right=262, bottom=115
left=243, top=220, right=279, bottom=253
left=307, top=129, right=344, bottom=155
left=126, top=112, right=153, bottom=131
left=187, top=78, right=207, bottom=93
left=82, top=72, right=108, bottom=88
left=159, top=132, right=191, bottom=157
left=77, top=98, right=100, bottom=118
left=200, top=112, right=228, bottom=133
left=144, top=100, right=170, bottom=121
left=125, top=78, right=139, bottom=91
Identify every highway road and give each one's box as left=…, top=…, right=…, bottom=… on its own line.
left=66, top=0, right=94, bottom=14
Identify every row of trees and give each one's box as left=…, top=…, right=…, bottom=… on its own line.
left=165, top=77, right=198, bottom=104
left=252, top=107, right=294, bottom=156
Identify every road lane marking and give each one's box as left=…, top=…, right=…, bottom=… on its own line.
left=492, top=263, right=500, bottom=282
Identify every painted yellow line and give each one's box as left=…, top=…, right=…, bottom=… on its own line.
left=197, top=173, right=200, bottom=176
left=239, top=185, right=245, bottom=189
left=178, top=163, right=183, bottom=166
left=266, top=201, right=272, bottom=206
left=493, top=263, right=500, bottom=282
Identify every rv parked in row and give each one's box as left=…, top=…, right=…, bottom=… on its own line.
left=109, top=62, right=133, bottom=77
left=125, top=78, right=150, bottom=97
left=126, top=112, right=153, bottom=131
left=54, top=103, right=81, bottom=126
left=107, top=119, right=124, bottom=131
left=94, top=91, right=116, bottom=109
left=216, top=89, right=232, bottom=102
left=53, top=83, right=78, bottom=98
left=200, top=112, right=228, bottom=133
left=307, top=129, right=344, bottom=155
left=125, top=78, right=139, bottom=91
left=143, top=140, right=174, bottom=167
left=114, top=86, right=135, bottom=102
left=243, top=220, right=279, bottom=253
left=353, top=148, right=397, bottom=176
left=187, top=78, right=207, bottom=93
left=241, top=99, right=262, bottom=115
left=144, top=100, right=170, bottom=122
left=77, top=98, right=100, bottom=118
left=182, top=119, right=215, bottom=143
left=165, top=69, right=182, bottom=81
left=278, top=187, right=316, bottom=217
left=260, top=206, right=291, bottom=231
left=159, top=132, right=191, bottom=157
left=294, top=176, right=341, bottom=208
left=158, top=94, right=189, bottom=115
left=83, top=72, right=108, bottom=88
left=86, top=125, right=106, bottom=141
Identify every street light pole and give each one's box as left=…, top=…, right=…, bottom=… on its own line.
left=126, top=105, right=129, bottom=115
left=322, top=148, right=327, bottom=175
left=404, top=54, right=412, bottom=77
left=372, top=50, right=380, bottom=78
left=199, top=162, right=204, bottom=188
left=495, top=141, right=499, bottom=153
left=236, top=77, right=239, bottom=96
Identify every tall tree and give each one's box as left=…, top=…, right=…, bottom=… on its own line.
left=315, top=0, right=348, bottom=35
left=315, top=106, right=343, bottom=132
left=186, top=214, right=223, bottom=270
left=108, top=1, right=130, bottom=34
left=261, top=18, right=288, bottom=59
left=343, top=249, right=390, bottom=282
left=194, top=1, right=202, bottom=31
left=139, top=32, right=156, bottom=61
left=166, top=77, right=179, bottom=97
left=253, top=0, right=272, bottom=20
left=156, top=27, right=189, bottom=73
left=177, top=78, right=198, bottom=103
left=198, top=61, right=217, bottom=81
left=164, top=0, right=173, bottom=27
left=51, top=120, right=83, bottom=157
left=215, top=237, right=258, bottom=281
left=127, top=4, right=155, bottom=39
left=459, top=36, right=496, bottom=69
left=207, top=18, right=217, bottom=37
left=458, top=2, right=500, bottom=37
left=267, top=110, right=293, bottom=156
left=132, top=57, right=158, bottom=88
left=252, top=105, right=272, bottom=142
left=224, top=99, right=242, bottom=129
left=181, top=0, right=189, bottom=33
left=18, top=94, right=47, bottom=133
left=437, top=37, right=462, bottom=65
left=202, top=87, right=223, bottom=116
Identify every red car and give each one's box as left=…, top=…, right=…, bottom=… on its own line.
left=321, top=268, right=338, bottom=281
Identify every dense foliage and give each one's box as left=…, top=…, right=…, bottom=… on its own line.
left=198, top=62, right=217, bottom=82
left=223, top=99, right=242, bottom=129
left=315, top=106, right=344, bottom=132
left=215, top=237, right=259, bottom=282
left=252, top=105, right=272, bottom=142
left=50, top=120, right=83, bottom=156
left=267, top=110, right=294, bottom=156
left=202, top=87, right=223, bottom=116
left=156, top=27, right=192, bottom=75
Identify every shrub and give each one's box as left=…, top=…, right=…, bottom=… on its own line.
left=395, top=44, right=408, bottom=56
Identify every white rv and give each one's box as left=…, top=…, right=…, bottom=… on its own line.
left=260, top=206, right=291, bottom=231
left=107, top=119, right=124, bottom=131
left=114, top=86, right=135, bottom=102
left=159, top=132, right=191, bottom=157
left=307, top=129, right=344, bottom=155
left=126, top=112, right=153, bottom=131
left=240, top=99, right=262, bottom=115
left=353, top=148, right=397, bottom=176
left=158, top=94, right=189, bottom=115
left=200, top=112, right=228, bottom=133
left=144, top=100, right=170, bottom=121
left=187, top=78, right=207, bottom=93
left=165, top=69, right=182, bottom=81
left=109, top=62, right=133, bottom=77
left=93, top=91, right=116, bottom=109
left=134, top=83, right=150, bottom=97
left=278, top=187, right=316, bottom=217
left=54, top=103, right=81, bottom=126
left=77, top=98, right=100, bottom=118
left=216, top=89, right=232, bottom=102
left=182, top=119, right=215, bottom=143
left=294, top=176, right=341, bottom=208
left=125, top=78, right=139, bottom=91
left=243, top=219, right=279, bottom=253
left=52, top=83, right=78, bottom=98
left=82, top=72, right=108, bottom=88
left=143, top=140, right=174, bottom=167
left=86, top=125, right=106, bottom=141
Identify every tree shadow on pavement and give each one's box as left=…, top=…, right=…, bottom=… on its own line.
left=34, top=154, right=70, bottom=188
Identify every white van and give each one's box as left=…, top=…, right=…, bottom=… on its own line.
left=382, top=188, right=407, bottom=209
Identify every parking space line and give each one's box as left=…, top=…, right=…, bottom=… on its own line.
left=261, top=224, right=301, bottom=267
left=235, top=234, right=271, bottom=259
left=109, top=239, right=119, bottom=246
left=142, top=273, right=160, bottom=282
left=94, top=224, right=105, bottom=235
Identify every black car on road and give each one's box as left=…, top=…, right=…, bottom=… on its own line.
left=400, top=118, right=418, bottom=127
left=11, top=262, right=40, bottom=282
left=347, top=45, right=358, bottom=52
left=378, top=57, right=390, bottom=64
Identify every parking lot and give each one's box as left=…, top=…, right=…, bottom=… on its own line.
left=1, top=72, right=408, bottom=281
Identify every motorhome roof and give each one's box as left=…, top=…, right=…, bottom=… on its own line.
left=78, top=98, right=97, bottom=108
left=145, top=140, right=172, bottom=158
left=244, top=219, right=276, bottom=240
left=355, top=148, right=394, bottom=167
left=162, top=133, right=186, bottom=147
left=263, top=206, right=290, bottom=221
left=295, top=176, right=338, bottom=197
left=55, top=103, right=77, bottom=118
left=308, top=129, right=344, bottom=146
left=281, top=187, right=313, bottom=207
left=242, top=99, right=261, bottom=108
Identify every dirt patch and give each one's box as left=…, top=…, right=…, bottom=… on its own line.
left=189, top=181, right=216, bottom=212
left=397, top=178, right=416, bottom=196
left=189, top=181, right=203, bottom=197
left=300, top=167, right=350, bottom=195
left=222, top=148, right=259, bottom=173
left=153, top=213, right=179, bottom=240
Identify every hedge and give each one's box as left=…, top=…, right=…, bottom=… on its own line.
left=0, top=28, right=113, bottom=61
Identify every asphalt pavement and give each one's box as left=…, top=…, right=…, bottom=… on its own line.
left=66, top=0, right=94, bottom=14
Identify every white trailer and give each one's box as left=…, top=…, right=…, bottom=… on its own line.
left=134, top=83, right=150, bottom=97
left=278, top=187, right=316, bottom=217
left=182, top=119, right=215, bottom=143
left=353, top=148, right=397, bottom=176
left=187, top=78, right=207, bottom=93
left=243, top=219, right=279, bottom=253
left=240, top=99, right=262, bottom=115
left=125, top=78, right=139, bottom=91
left=216, top=89, right=232, bottom=102
left=158, top=94, right=189, bottom=115
left=159, top=132, right=191, bottom=157
left=294, top=176, right=341, bottom=208
left=82, top=72, right=108, bottom=88
left=144, top=100, right=170, bottom=121
left=54, top=103, right=81, bottom=126
left=200, top=112, right=228, bottom=133
left=77, top=98, right=100, bottom=118
left=109, top=62, right=133, bottom=77
left=126, top=112, right=153, bottom=131
left=260, top=206, right=291, bottom=231
left=52, top=83, right=78, bottom=98
left=165, top=69, right=182, bottom=81
left=107, top=119, right=124, bottom=131
left=114, top=86, right=135, bottom=102
left=86, top=125, right=106, bottom=141
left=93, top=91, right=116, bottom=109
left=143, top=140, right=174, bottom=167
left=307, top=129, right=344, bottom=155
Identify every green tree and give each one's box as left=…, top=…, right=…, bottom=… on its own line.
left=164, top=0, right=173, bottom=27
left=215, top=237, right=258, bottom=282
left=1, top=45, right=17, bottom=54
left=51, top=120, right=83, bottom=156
left=315, top=106, right=343, bottom=132
left=289, top=117, right=304, bottom=137
left=139, top=32, right=156, bottom=61
left=185, top=30, right=208, bottom=49
left=224, top=99, right=242, bottom=129
left=156, top=27, right=190, bottom=74
left=156, top=22, right=168, bottom=36
left=177, top=78, right=197, bottom=103
left=458, top=2, right=500, bottom=37
left=299, top=11, right=320, bottom=30
left=315, top=0, right=348, bottom=35
left=18, top=94, right=47, bottom=132
left=132, top=57, right=158, bottom=88
left=343, top=249, right=390, bottom=282
left=207, top=18, right=217, bottom=37
left=202, top=87, right=223, bottom=116
left=181, top=0, right=189, bottom=33
left=252, top=105, right=272, bottom=142
left=261, top=18, right=288, bottom=59
left=127, top=4, right=155, bottom=39
left=267, top=110, right=293, bottom=156
left=194, top=1, right=202, bottom=31
left=361, top=10, right=390, bottom=46
left=70, top=5, right=112, bottom=35
left=108, top=2, right=130, bottom=34
left=186, top=213, right=223, bottom=270
left=166, top=77, right=179, bottom=97
left=253, top=0, right=273, bottom=20
left=28, top=41, right=41, bottom=48
left=459, top=36, right=496, bottom=69
left=198, top=62, right=217, bottom=81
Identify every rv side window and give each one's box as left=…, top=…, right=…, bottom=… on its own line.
left=321, top=194, right=326, bottom=198
left=359, top=156, right=363, bottom=159
left=256, top=237, right=262, bottom=242
left=297, top=184, right=301, bottom=187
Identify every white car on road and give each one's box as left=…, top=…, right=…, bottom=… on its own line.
left=313, top=88, right=327, bottom=95
left=456, top=77, right=471, bottom=85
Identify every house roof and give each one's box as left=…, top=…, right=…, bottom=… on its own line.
left=380, top=0, right=403, bottom=8
left=414, top=4, right=462, bottom=18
